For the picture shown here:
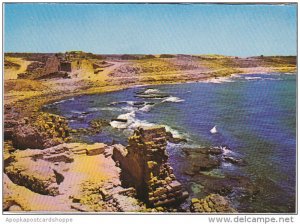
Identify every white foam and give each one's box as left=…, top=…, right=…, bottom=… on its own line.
left=110, top=121, right=128, bottom=129
left=144, top=88, right=161, bottom=94
left=52, top=97, right=74, bottom=105
left=263, top=77, right=283, bottom=81
left=71, top=110, right=83, bottom=114
left=222, top=162, right=233, bottom=168
left=220, top=146, right=233, bottom=156
left=162, top=96, right=184, bottom=103
left=110, top=111, right=186, bottom=140
left=283, top=72, right=296, bottom=75
left=121, top=106, right=139, bottom=112
left=231, top=74, right=243, bottom=78
left=128, top=119, right=155, bottom=129
left=244, top=76, right=262, bottom=80
left=109, top=101, right=135, bottom=106
left=243, top=76, right=283, bottom=81
left=202, top=77, right=234, bottom=84
left=139, top=104, right=154, bottom=112
left=125, top=101, right=136, bottom=106
left=92, top=107, right=124, bottom=112
left=110, top=111, right=136, bottom=129
left=117, top=111, right=136, bottom=120
left=163, top=125, right=186, bottom=139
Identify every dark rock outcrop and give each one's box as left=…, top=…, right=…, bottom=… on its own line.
left=223, top=156, right=247, bottom=166
left=113, top=126, right=189, bottom=207
left=182, top=147, right=222, bottom=175
left=12, top=124, right=52, bottom=149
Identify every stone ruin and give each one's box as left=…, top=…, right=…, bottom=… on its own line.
left=113, top=126, right=189, bottom=207
left=18, top=55, right=72, bottom=80
left=38, top=56, right=72, bottom=79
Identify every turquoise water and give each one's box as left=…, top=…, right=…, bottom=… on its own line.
left=44, top=73, right=296, bottom=213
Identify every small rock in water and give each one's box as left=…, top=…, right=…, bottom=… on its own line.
left=223, top=156, right=247, bottom=166
left=111, top=118, right=128, bottom=123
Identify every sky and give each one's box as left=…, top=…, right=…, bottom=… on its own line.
left=4, top=3, right=297, bottom=56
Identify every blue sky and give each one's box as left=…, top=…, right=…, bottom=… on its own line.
left=4, top=3, right=297, bottom=56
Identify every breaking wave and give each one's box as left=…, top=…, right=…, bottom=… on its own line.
left=162, top=96, right=184, bottom=103
left=144, top=88, right=161, bottom=94
left=51, top=97, right=75, bottom=105
left=139, top=104, right=154, bottom=112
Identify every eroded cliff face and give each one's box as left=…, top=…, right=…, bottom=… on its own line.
left=3, top=142, right=146, bottom=212
left=113, top=126, right=189, bottom=207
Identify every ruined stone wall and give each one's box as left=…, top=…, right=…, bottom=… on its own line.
left=59, top=61, right=72, bottom=72
left=113, top=126, right=188, bottom=207
left=43, top=56, right=60, bottom=75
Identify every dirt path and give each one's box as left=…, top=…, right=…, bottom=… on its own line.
left=4, top=57, right=32, bottom=80
left=90, top=60, right=127, bottom=82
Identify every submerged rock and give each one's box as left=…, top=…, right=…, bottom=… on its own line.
left=182, top=147, right=222, bottom=175
left=135, top=93, right=170, bottom=99
left=166, top=131, right=187, bottom=144
left=89, top=119, right=110, bottom=129
left=223, top=156, right=247, bottom=166
left=111, top=118, right=128, bottom=123
left=195, top=173, right=259, bottom=197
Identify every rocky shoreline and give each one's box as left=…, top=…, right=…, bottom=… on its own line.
left=4, top=52, right=296, bottom=212
left=4, top=112, right=238, bottom=212
left=2, top=81, right=277, bottom=212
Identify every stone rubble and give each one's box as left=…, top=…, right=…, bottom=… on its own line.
left=190, top=194, right=236, bottom=213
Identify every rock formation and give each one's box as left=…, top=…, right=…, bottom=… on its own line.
left=11, top=112, right=70, bottom=149
left=190, top=194, right=236, bottom=213
left=4, top=144, right=75, bottom=196
left=4, top=141, right=148, bottom=212
left=181, top=147, right=222, bottom=176
left=113, top=126, right=189, bottom=207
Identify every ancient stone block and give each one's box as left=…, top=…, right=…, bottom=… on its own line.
left=86, top=143, right=107, bottom=156
left=169, top=180, right=182, bottom=191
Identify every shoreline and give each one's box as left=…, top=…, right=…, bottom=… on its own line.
left=3, top=56, right=296, bottom=212
left=41, top=70, right=296, bottom=109
left=36, top=72, right=296, bottom=213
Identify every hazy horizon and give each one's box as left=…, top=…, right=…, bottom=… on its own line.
left=5, top=3, right=297, bottom=57
left=3, top=51, right=297, bottom=57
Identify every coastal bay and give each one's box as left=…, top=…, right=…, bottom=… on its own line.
left=3, top=52, right=296, bottom=213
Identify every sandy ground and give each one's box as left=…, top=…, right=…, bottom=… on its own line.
left=5, top=57, right=33, bottom=80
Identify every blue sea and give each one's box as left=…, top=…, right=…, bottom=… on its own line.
left=43, top=73, right=296, bottom=213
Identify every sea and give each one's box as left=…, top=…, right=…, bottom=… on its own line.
left=43, top=73, right=296, bottom=213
